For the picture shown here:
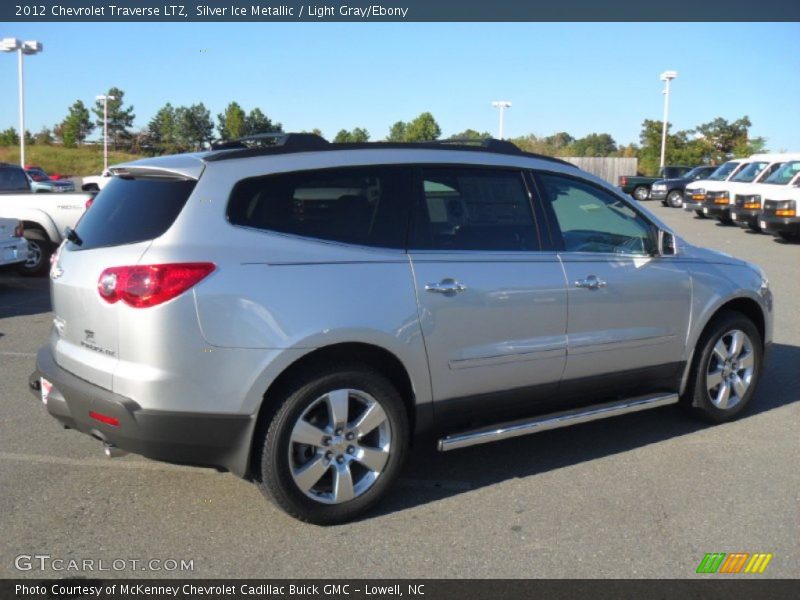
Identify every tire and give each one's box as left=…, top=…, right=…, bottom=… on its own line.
left=717, top=216, right=734, bottom=226
left=666, top=190, right=684, bottom=208
left=16, top=230, right=52, bottom=277
left=682, top=311, right=763, bottom=424
left=632, top=186, right=650, bottom=202
left=695, top=210, right=707, bottom=219
left=257, top=365, right=409, bottom=525
left=747, top=221, right=762, bottom=233
left=778, top=231, right=800, bottom=242
left=81, top=183, right=100, bottom=192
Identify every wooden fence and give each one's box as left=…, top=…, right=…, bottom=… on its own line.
left=562, top=157, right=638, bottom=185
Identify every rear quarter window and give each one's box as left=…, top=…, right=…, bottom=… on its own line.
left=72, top=177, right=195, bottom=250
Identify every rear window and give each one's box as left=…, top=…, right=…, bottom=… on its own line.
left=0, top=166, right=31, bottom=192
left=71, top=177, right=195, bottom=250
left=226, top=166, right=412, bottom=248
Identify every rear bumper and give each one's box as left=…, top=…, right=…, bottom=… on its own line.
left=0, top=239, right=29, bottom=268
left=29, top=345, right=255, bottom=477
left=760, top=215, right=800, bottom=236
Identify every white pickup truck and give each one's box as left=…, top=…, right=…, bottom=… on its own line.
left=80, top=169, right=113, bottom=191
left=0, top=162, right=95, bottom=275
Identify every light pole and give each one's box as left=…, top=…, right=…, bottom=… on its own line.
left=659, top=70, right=678, bottom=170
left=1, top=38, right=43, bottom=167
left=95, top=94, right=117, bottom=172
left=491, top=100, right=512, bottom=140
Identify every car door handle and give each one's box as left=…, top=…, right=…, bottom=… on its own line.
left=574, top=275, right=606, bottom=290
left=425, top=279, right=467, bottom=295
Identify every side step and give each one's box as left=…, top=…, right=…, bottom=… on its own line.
left=437, top=393, right=679, bottom=452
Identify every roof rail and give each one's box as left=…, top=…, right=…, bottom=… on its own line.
left=210, top=132, right=330, bottom=152
left=426, top=138, right=523, bottom=154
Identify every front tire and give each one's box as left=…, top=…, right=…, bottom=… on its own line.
left=257, top=366, right=409, bottom=525
left=695, top=210, right=707, bottom=219
left=632, top=186, right=650, bottom=202
left=17, top=231, right=52, bottom=277
left=683, top=312, right=762, bottom=424
left=666, top=190, right=683, bottom=208
left=777, top=231, right=800, bottom=242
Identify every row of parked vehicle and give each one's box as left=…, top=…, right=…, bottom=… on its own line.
left=620, top=154, right=800, bottom=242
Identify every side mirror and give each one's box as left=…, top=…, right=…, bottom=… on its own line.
left=658, top=230, right=677, bottom=256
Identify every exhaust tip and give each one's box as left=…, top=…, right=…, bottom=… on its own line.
left=103, top=443, right=128, bottom=458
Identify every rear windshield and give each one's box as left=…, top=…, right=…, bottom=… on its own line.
left=71, top=176, right=195, bottom=250
left=707, top=161, right=741, bottom=181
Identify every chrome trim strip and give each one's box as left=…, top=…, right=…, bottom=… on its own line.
left=437, top=393, right=679, bottom=451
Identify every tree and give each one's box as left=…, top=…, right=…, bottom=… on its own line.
left=0, top=127, right=18, bottom=146
left=333, top=127, right=370, bottom=143
left=92, top=88, right=135, bottom=149
left=386, top=112, right=441, bottom=142
left=61, top=100, right=94, bottom=148
left=569, top=133, right=617, bottom=157
left=695, top=116, right=760, bottom=159
left=448, top=129, right=491, bottom=140
left=543, top=131, right=574, bottom=150
left=148, top=103, right=178, bottom=153
left=175, top=103, right=215, bottom=150
left=244, top=107, right=282, bottom=136
left=217, top=102, right=247, bottom=140
left=34, top=127, right=54, bottom=146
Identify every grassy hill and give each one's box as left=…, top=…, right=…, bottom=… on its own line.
left=0, top=145, right=140, bottom=177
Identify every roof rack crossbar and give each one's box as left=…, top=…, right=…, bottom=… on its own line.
left=210, top=132, right=330, bottom=151
left=426, top=138, right=523, bottom=154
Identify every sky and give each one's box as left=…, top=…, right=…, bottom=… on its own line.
left=1, top=22, right=799, bottom=149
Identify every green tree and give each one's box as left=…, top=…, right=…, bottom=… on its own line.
left=543, top=131, right=574, bottom=150
left=448, top=129, right=492, bottom=140
left=217, top=102, right=247, bottom=140
left=93, top=88, right=135, bottom=149
left=405, top=112, right=441, bottom=142
left=61, top=100, right=94, bottom=148
left=387, top=121, right=407, bottom=142
left=175, top=103, right=215, bottom=150
left=244, top=107, right=282, bottom=136
left=568, top=133, right=617, bottom=157
left=333, top=127, right=370, bottom=143
left=148, top=103, right=178, bottom=153
left=34, top=127, right=54, bottom=146
left=695, top=116, right=762, bottom=159
left=0, top=127, right=18, bottom=146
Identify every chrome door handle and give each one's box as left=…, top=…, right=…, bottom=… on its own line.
left=425, top=279, right=467, bottom=295
left=574, top=275, right=606, bottom=290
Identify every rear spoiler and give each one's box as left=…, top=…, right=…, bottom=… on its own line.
left=109, top=166, right=200, bottom=181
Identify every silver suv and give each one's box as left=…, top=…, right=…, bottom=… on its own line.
left=29, top=135, right=773, bottom=524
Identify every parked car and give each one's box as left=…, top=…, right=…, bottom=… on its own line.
left=81, top=169, right=112, bottom=192
left=758, top=179, right=800, bottom=242
left=702, top=154, right=796, bottom=225
left=0, top=217, right=29, bottom=270
left=25, top=166, right=76, bottom=193
left=0, top=162, right=96, bottom=275
left=732, top=160, right=800, bottom=232
left=650, top=166, right=719, bottom=208
left=683, top=159, right=748, bottom=218
left=619, top=165, right=692, bottom=201
left=29, top=135, right=773, bottom=524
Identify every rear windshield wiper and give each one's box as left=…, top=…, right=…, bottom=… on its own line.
left=65, top=226, right=83, bottom=246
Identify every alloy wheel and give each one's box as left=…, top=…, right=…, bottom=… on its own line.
left=706, top=329, right=755, bottom=410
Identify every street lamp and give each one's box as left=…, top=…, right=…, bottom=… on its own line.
left=659, top=70, right=678, bottom=170
left=491, top=100, right=512, bottom=140
left=1, top=38, right=43, bottom=167
left=95, top=94, right=117, bottom=172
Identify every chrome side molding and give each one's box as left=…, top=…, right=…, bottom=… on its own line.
left=437, top=393, right=679, bottom=452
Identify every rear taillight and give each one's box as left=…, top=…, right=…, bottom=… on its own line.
left=89, top=411, right=120, bottom=427
left=97, top=263, right=215, bottom=308
left=620, top=176, right=628, bottom=186
left=85, top=197, right=94, bottom=210
left=13, top=222, right=24, bottom=238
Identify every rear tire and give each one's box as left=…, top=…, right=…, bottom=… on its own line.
left=666, top=190, right=683, bottom=208
left=632, top=186, right=650, bottom=202
left=777, top=231, right=800, bottom=242
left=682, top=311, right=762, bottom=424
left=257, top=365, right=409, bottom=525
left=16, top=230, right=52, bottom=277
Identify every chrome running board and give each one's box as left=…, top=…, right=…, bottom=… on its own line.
left=437, top=393, right=679, bottom=452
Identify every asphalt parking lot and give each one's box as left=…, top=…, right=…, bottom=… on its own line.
left=0, top=203, right=798, bottom=579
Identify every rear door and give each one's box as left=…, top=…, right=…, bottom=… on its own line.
left=50, top=176, right=196, bottom=389
left=408, top=166, right=568, bottom=423
left=534, top=171, right=691, bottom=398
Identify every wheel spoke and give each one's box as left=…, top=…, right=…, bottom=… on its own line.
left=356, top=446, right=389, bottom=473
left=706, top=368, right=723, bottom=390
left=739, top=352, right=755, bottom=370
left=332, top=464, right=355, bottom=503
left=290, top=419, right=328, bottom=447
left=292, top=456, right=330, bottom=492
left=352, top=402, right=387, bottom=437
left=731, top=374, right=747, bottom=399
left=713, top=340, right=729, bottom=362
left=729, top=331, right=744, bottom=358
left=326, top=389, right=350, bottom=428
left=715, top=381, right=732, bottom=408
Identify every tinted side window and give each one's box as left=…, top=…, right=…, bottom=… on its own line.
left=227, top=166, right=411, bottom=249
left=0, top=167, right=30, bottom=192
left=72, top=177, right=195, bottom=250
left=410, top=167, right=539, bottom=251
left=538, top=173, right=656, bottom=255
